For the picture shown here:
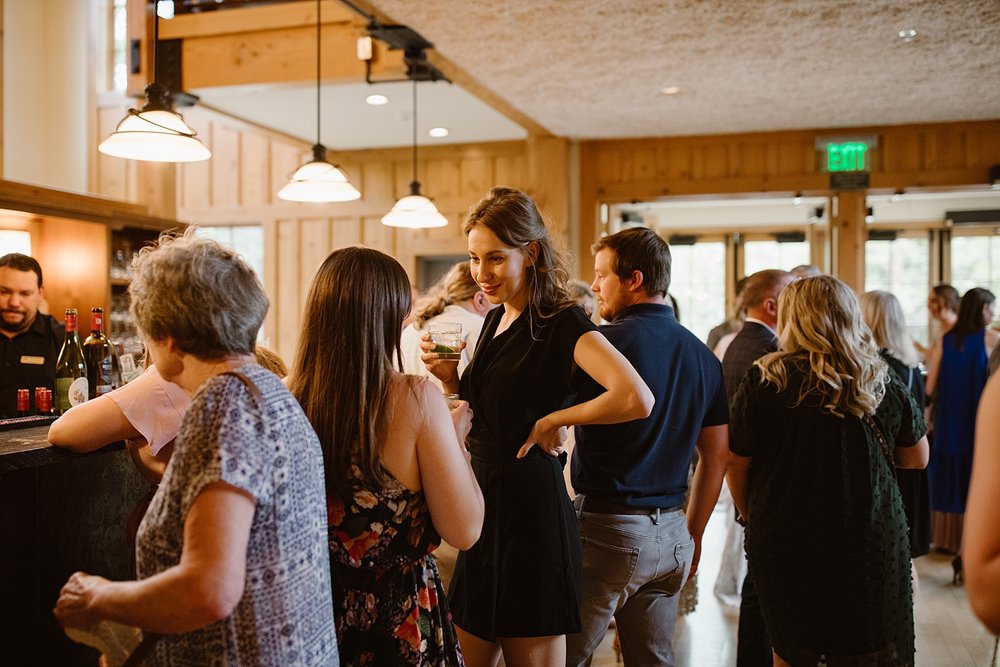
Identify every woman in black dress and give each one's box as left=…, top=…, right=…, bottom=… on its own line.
left=423, top=187, right=653, bottom=667
left=861, top=290, right=932, bottom=564
left=727, top=276, right=929, bottom=666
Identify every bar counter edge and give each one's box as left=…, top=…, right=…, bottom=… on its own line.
left=0, top=426, right=149, bottom=664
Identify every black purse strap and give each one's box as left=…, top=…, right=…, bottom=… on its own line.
left=862, top=412, right=896, bottom=479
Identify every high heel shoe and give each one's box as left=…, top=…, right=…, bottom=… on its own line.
left=952, top=555, right=963, bottom=585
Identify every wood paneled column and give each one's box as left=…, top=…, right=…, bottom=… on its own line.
left=526, top=135, right=571, bottom=254
left=833, top=190, right=867, bottom=292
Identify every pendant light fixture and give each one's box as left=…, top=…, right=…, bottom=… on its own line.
left=98, top=1, right=210, bottom=162
left=382, top=53, right=448, bottom=229
left=277, top=0, right=360, bottom=203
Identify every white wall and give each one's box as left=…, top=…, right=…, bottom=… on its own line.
left=4, top=0, right=90, bottom=192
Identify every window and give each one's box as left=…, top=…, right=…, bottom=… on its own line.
left=743, top=239, right=811, bottom=276
left=951, top=231, right=1000, bottom=325
left=195, top=226, right=265, bottom=283
left=667, top=241, right=726, bottom=342
left=112, top=0, right=128, bottom=91
left=865, top=234, right=930, bottom=347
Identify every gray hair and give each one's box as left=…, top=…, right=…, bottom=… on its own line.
left=129, top=228, right=268, bottom=359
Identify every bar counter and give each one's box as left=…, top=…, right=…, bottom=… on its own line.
left=0, top=426, right=149, bottom=664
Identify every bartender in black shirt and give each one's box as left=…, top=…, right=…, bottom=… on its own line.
left=0, top=253, right=64, bottom=417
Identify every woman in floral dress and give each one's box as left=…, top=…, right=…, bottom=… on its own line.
left=291, top=247, right=484, bottom=666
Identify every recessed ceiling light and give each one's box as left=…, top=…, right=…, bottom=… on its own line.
left=661, top=86, right=681, bottom=95
left=898, top=28, right=917, bottom=42
left=428, top=127, right=450, bottom=138
left=365, top=94, right=389, bottom=106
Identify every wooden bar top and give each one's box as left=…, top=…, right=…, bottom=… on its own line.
left=0, top=426, right=124, bottom=474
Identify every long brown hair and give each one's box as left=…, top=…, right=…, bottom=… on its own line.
left=290, top=247, right=412, bottom=495
left=757, top=276, right=887, bottom=418
left=464, top=187, right=574, bottom=335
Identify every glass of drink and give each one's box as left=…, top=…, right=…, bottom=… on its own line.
left=428, top=322, right=462, bottom=360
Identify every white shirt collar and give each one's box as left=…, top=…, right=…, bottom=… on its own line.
left=744, top=317, right=777, bottom=336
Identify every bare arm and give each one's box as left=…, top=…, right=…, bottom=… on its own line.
left=894, top=435, right=929, bottom=469
left=54, top=483, right=255, bottom=633
left=415, top=382, right=484, bottom=550
left=48, top=395, right=140, bottom=453
left=965, top=371, right=1000, bottom=634
left=518, top=331, right=654, bottom=457
left=985, top=329, right=1000, bottom=359
left=726, top=453, right=752, bottom=523
left=924, top=337, right=943, bottom=398
left=686, top=424, right=729, bottom=577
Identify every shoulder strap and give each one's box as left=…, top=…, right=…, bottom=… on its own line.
left=862, top=412, right=896, bottom=478
left=218, top=370, right=262, bottom=400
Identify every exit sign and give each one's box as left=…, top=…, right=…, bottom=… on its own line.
left=827, top=142, right=868, bottom=172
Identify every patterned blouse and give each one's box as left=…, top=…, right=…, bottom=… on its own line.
left=136, top=365, right=339, bottom=666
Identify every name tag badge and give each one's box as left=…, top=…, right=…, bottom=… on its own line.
left=20, top=355, right=45, bottom=366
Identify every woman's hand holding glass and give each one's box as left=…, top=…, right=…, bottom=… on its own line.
left=419, top=334, right=465, bottom=394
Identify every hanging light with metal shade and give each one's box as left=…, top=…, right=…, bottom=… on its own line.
left=98, top=2, right=210, bottom=163
left=278, top=143, right=360, bottom=202
left=278, top=0, right=360, bottom=203
left=382, top=181, right=448, bottom=228
left=382, top=53, right=447, bottom=228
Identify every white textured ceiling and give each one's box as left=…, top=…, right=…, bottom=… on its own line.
left=364, top=0, right=1000, bottom=140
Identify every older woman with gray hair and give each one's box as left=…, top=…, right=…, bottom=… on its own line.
left=54, top=229, right=338, bottom=665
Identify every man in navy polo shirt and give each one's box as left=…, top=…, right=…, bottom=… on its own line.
left=566, top=227, right=729, bottom=667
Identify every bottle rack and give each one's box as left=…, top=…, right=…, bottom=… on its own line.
left=109, top=227, right=161, bottom=361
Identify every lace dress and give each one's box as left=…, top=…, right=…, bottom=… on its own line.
left=328, top=465, right=464, bottom=666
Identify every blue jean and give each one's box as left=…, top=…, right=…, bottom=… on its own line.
left=566, top=495, right=694, bottom=667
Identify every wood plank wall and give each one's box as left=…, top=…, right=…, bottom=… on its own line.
left=577, top=120, right=1000, bottom=286
left=97, top=105, right=532, bottom=363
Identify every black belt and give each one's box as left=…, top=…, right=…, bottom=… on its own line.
left=579, top=496, right=682, bottom=515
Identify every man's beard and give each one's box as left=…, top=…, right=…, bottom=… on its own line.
left=0, top=310, right=31, bottom=334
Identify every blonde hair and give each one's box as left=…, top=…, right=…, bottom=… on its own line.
left=413, top=261, right=480, bottom=328
left=756, top=276, right=887, bottom=418
left=860, top=290, right=919, bottom=368
left=254, top=345, right=288, bottom=378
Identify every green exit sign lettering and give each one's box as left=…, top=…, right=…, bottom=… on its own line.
left=827, top=142, right=868, bottom=172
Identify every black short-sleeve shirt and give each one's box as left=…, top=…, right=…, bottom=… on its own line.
left=0, top=314, right=64, bottom=416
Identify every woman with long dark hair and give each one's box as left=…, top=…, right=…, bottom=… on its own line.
left=422, top=187, right=652, bottom=666
left=925, top=287, right=999, bottom=579
left=728, top=276, right=928, bottom=665
left=291, top=246, right=483, bottom=666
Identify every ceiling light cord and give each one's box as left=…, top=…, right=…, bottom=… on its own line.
left=316, top=0, right=321, bottom=147
left=412, top=62, right=418, bottom=191
left=153, top=1, right=160, bottom=84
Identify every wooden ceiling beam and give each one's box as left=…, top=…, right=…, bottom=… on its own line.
left=158, top=1, right=357, bottom=40
left=145, top=0, right=403, bottom=90
left=149, top=0, right=550, bottom=136
left=179, top=22, right=404, bottom=89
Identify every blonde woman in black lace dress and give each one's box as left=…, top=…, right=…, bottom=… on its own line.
left=727, top=276, right=929, bottom=666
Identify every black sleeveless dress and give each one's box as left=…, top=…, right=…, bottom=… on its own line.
left=450, top=305, right=596, bottom=641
